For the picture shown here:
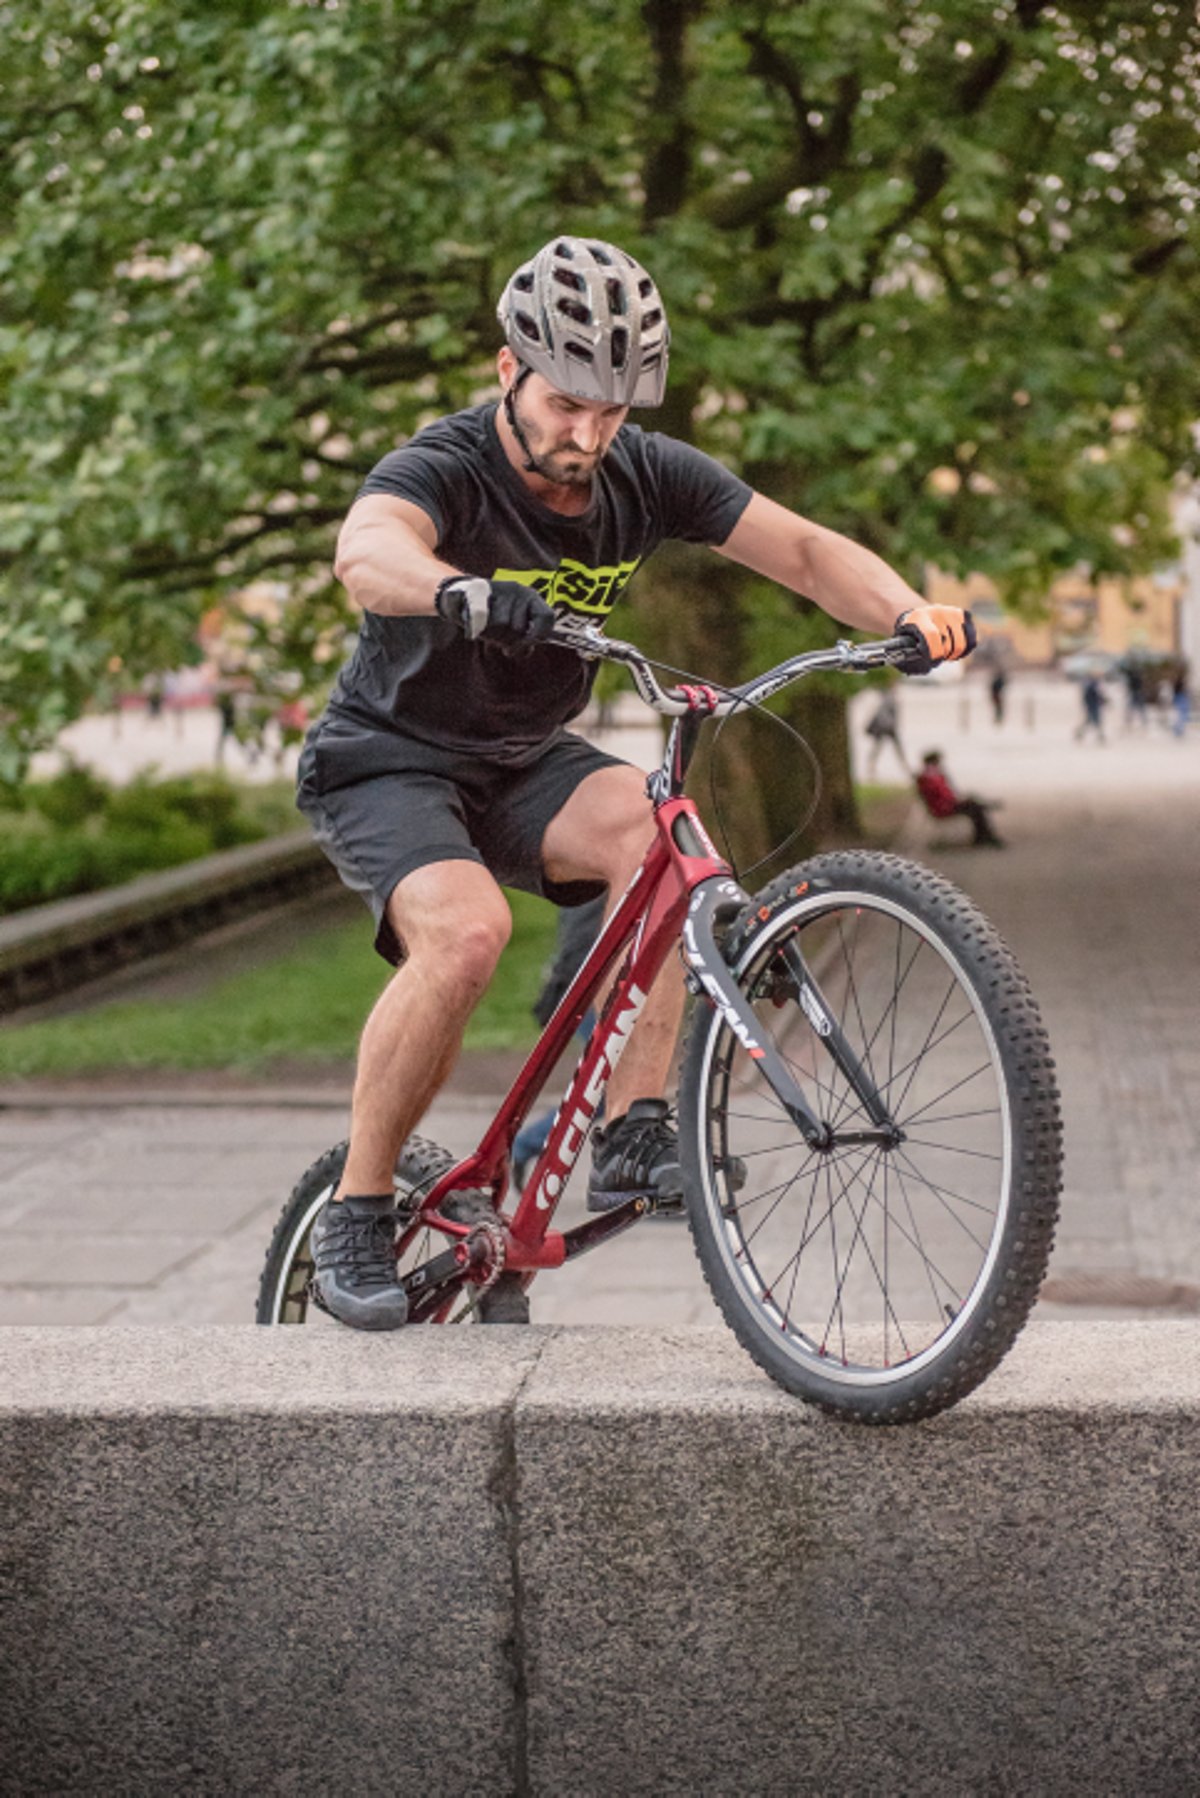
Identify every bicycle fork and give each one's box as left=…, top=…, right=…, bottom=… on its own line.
left=682, top=877, right=902, bottom=1151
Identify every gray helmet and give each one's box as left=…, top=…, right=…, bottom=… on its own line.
left=496, top=236, right=670, bottom=407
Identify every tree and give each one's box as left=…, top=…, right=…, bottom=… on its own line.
left=2, top=0, right=1197, bottom=854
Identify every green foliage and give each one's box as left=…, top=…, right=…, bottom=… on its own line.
left=0, top=769, right=299, bottom=914
left=2, top=0, right=1197, bottom=769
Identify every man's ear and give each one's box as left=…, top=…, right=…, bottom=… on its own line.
left=497, top=346, right=518, bottom=391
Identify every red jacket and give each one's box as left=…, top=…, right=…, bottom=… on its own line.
left=916, top=767, right=959, bottom=819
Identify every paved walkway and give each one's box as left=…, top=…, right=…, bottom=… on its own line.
left=1, top=671, right=1197, bottom=1329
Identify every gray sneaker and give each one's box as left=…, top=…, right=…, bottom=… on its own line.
left=587, top=1099, right=686, bottom=1215
left=310, top=1193, right=409, bottom=1331
left=587, top=1099, right=747, bottom=1217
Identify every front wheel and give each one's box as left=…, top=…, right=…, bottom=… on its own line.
left=678, top=851, right=1062, bottom=1423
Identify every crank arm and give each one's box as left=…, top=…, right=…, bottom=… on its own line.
left=682, top=878, right=829, bottom=1148
left=561, top=1196, right=651, bottom=1260
left=400, top=1232, right=487, bottom=1302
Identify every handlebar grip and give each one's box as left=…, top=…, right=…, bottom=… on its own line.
left=890, top=624, right=935, bottom=676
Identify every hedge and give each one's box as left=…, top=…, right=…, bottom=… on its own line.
left=0, top=768, right=300, bottom=916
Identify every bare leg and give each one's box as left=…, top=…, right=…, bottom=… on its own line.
left=334, top=861, right=512, bottom=1200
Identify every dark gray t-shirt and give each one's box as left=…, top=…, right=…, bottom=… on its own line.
left=326, top=402, right=752, bottom=767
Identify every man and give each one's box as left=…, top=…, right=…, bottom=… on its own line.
left=916, top=750, right=1004, bottom=846
left=299, top=233, right=976, bottom=1330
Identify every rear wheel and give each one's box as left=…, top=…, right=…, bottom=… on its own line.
left=678, top=851, right=1062, bottom=1423
left=255, top=1136, right=489, bottom=1326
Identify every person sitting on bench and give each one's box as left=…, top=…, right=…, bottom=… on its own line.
left=915, top=749, right=1005, bottom=847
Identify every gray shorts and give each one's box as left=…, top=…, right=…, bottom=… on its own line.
left=297, top=719, right=623, bottom=964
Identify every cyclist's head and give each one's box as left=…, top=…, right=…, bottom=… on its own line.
left=496, top=236, right=670, bottom=409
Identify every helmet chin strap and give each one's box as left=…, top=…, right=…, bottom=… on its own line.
left=503, top=363, right=540, bottom=473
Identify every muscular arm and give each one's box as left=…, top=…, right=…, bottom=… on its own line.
left=333, top=494, right=460, bottom=617
left=715, top=492, right=923, bottom=636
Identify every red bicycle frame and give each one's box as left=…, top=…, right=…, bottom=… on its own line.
left=415, top=790, right=730, bottom=1287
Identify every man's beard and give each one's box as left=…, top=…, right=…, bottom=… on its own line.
left=532, top=448, right=599, bottom=487
left=512, top=394, right=602, bottom=487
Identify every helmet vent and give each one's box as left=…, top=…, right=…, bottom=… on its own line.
left=589, top=243, right=614, bottom=265
left=642, top=308, right=663, bottom=330
left=556, top=296, right=593, bottom=326
left=605, top=278, right=627, bottom=316
left=555, top=240, right=575, bottom=257
left=514, top=310, right=542, bottom=343
left=553, top=266, right=587, bottom=293
left=610, top=326, right=629, bottom=371
left=638, top=278, right=654, bottom=298
left=514, top=271, right=535, bottom=293
left=563, top=341, right=595, bottom=363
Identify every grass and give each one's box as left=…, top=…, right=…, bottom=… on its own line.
left=0, top=888, right=557, bottom=1079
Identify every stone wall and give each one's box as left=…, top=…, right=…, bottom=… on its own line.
left=1, top=1322, right=1196, bottom=1795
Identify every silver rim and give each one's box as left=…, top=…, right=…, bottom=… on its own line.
left=269, top=1185, right=333, bottom=1324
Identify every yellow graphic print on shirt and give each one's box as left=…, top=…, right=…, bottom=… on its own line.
left=491, top=557, right=642, bottom=618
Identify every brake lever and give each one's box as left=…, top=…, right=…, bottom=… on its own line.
left=547, top=614, right=609, bottom=659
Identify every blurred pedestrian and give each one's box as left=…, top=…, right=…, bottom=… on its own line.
left=916, top=750, right=1005, bottom=847
left=1172, top=667, right=1191, bottom=739
left=216, top=690, right=238, bottom=766
left=1121, top=663, right=1148, bottom=731
left=1075, top=675, right=1108, bottom=744
left=988, top=667, right=1009, bottom=725
left=864, top=688, right=907, bottom=776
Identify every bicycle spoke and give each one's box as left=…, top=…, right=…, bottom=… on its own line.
left=901, top=1137, right=1004, bottom=1163
left=893, top=1160, right=965, bottom=1318
left=888, top=979, right=973, bottom=1121
left=826, top=922, right=926, bottom=1131
left=892, top=1147, right=997, bottom=1243
left=835, top=910, right=880, bottom=1097
left=827, top=1154, right=912, bottom=1365
left=902, top=1104, right=1002, bottom=1129
left=895, top=1061, right=1001, bottom=1127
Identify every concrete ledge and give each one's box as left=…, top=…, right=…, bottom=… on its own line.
left=2, top=1323, right=1198, bottom=1794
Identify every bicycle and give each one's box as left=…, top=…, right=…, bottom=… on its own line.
left=257, top=617, right=1062, bottom=1424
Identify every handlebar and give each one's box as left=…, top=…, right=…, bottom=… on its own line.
left=546, top=614, right=927, bottom=718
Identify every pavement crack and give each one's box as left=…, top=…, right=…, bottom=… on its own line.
left=489, top=1330, right=555, bottom=1798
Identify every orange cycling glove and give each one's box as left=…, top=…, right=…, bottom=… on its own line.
left=894, top=604, right=977, bottom=673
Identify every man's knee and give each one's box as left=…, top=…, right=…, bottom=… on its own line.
left=450, top=910, right=513, bottom=987
left=387, top=864, right=512, bottom=990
